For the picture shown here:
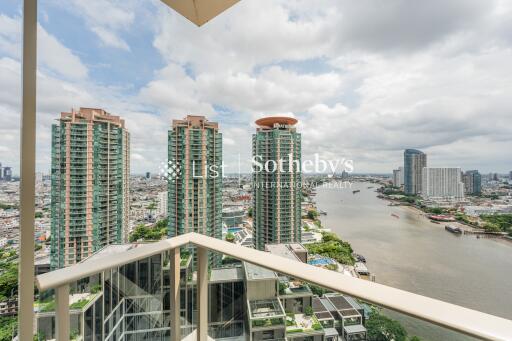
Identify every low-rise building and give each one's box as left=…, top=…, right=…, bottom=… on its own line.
left=35, top=241, right=368, bottom=341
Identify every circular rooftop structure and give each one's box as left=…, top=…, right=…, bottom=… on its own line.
left=255, top=116, right=298, bottom=127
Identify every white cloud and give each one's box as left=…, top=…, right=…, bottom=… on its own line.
left=153, top=0, right=333, bottom=73
left=90, top=27, right=130, bottom=51
left=55, top=0, right=137, bottom=50
left=2, top=0, right=512, bottom=174
left=0, top=14, right=20, bottom=58
left=138, top=63, right=215, bottom=117
left=38, top=24, right=88, bottom=79
left=196, top=66, right=342, bottom=113
left=0, top=14, right=88, bottom=80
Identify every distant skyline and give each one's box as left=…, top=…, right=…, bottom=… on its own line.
left=1, top=0, right=512, bottom=174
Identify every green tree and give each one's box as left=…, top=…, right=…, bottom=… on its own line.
left=309, top=284, right=328, bottom=296
left=129, top=219, right=168, bottom=242
left=247, top=207, right=253, bottom=218
left=0, top=316, right=17, bottom=341
left=226, top=232, right=235, bottom=242
left=307, top=209, right=319, bottom=220
left=306, top=236, right=354, bottom=265
left=304, top=305, right=314, bottom=317
left=426, top=207, right=444, bottom=214
left=0, top=264, right=18, bottom=301
left=480, top=214, right=512, bottom=233
left=366, top=311, right=408, bottom=341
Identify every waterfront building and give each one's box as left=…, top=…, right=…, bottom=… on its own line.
left=421, top=168, right=465, bottom=201
left=253, top=117, right=302, bottom=250
left=403, top=149, right=427, bottom=195
left=398, top=166, right=404, bottom=185
left=167, top=116, right=222, bottom=264
left=50, top=108, right=130, bottom=269
left=462, top=170, right=482, bottom=195
left=392, top=169, right=401, bottom=187
left=157, top=191, right=168, bottom=217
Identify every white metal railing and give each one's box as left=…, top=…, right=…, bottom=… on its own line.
left=36, top=232, right=512, bottom=341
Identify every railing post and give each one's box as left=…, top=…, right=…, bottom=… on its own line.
left=170, top=248, right=181, bottom=341
left=196, top=247, right=208, bottom=341
left=18, top=0, right=37, bottom=339
left=55, top=285, right=70, bottom=341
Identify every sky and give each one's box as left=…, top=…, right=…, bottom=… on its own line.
left=0, top=0, right=511, bottom=175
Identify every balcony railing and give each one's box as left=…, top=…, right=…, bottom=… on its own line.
left=36, top=232, right=512, bottom=340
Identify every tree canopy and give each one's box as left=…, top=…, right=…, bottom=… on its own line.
left=129, top=219, right=168, bottom=242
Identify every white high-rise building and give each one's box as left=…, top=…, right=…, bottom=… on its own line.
left=158, top=191, right=168, bottom=217
left=398, top=166, right=404, bottom=185
left=393, top=169, right=402, bottom=187
left=421, top=168, right=465, bottom=200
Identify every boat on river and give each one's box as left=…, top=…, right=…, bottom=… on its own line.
left=353, top=190, right=361, bottom=194
left=445, top=225, right=462, bottom=234
left=391, top=213, right=400, bottom=219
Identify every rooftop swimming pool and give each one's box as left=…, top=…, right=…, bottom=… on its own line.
left=308, top=258, right=336, bottom=266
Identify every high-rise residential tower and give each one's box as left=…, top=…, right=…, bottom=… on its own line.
left=404, top=149, right=427, bottom=195
left=3, top=167, right=12, bottom=181
left=421, top=168, right=465, bottom=200
left=392, top=169, right=402, bottom=187
left=253, top=117, right=302, bottom=250
left=50, top=108, right=130, bottom=269
left=463, top=170, right=482, bottom=195
left=167, top=115, right=222, bottom=242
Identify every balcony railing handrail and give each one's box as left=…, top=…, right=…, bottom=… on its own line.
left=36, top=232, right=512, bottom=341
left=36, top=234, right=191, bottom=290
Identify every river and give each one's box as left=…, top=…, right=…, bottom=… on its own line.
left=315, top=182, right=512, bottom=341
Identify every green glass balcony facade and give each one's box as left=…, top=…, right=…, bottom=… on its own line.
left=168, top=116, right=223, bottom=266
left=51, top=108, right=130, bottom=269
left=253, top=118, right=302, bottom=250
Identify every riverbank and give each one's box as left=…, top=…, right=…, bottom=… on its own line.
left=314, top=182, right=512, bottom=341
left=375, top=184, right=512, bottom=243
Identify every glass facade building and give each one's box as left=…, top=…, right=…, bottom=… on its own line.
left=168, top=116, right=223, bottom=265
left=403, top=149, right=427, bottom=195
left=50, top=108, right=130, bottom=269
left=36, top=243, right=367, bottom=341
left=253, top=117, right=302, bottom=250
left=463, top=170, right=482, bottom=195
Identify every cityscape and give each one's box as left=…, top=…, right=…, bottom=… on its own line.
left=1, top=1, right=512, bottom=341
left=1, top=107, right=511, bottom=340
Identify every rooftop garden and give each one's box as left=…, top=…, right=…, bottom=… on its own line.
left=36, top=293, right=98, bottom=313
left=252, top=317, right=285, bottom=328
left=250, top=299, right=285, bottom=329
left=129, top=218, right=168, bottom=242
left=285, top=311, right=323, bottom=334
left=279, top=280, right=312, bottom=296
